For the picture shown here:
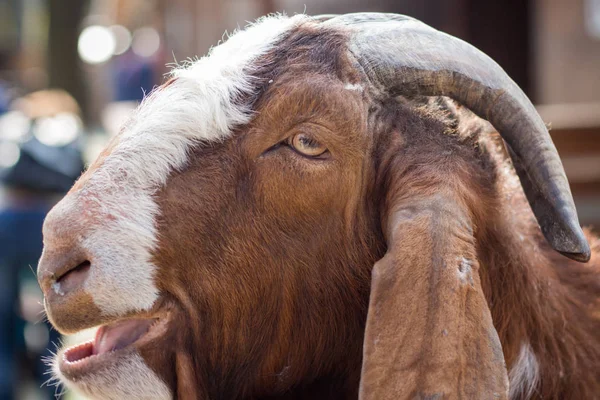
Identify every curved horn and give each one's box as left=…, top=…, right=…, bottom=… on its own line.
left=322, top=13, right=590, bottom=262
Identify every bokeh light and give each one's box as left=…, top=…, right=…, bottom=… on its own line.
left=0, top=141, right=21, bottom=168
left=78, top=25, right=116, bottom=64
left=110, top=24, right=132, bottom=55
left=132, top=27, right=160, bottom=57
left=0, top=111, right=30, bottom=142
left=33, top=113, right=81, bottom=147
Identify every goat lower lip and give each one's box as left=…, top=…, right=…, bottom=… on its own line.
left=64, top=341, right=94, bottom=363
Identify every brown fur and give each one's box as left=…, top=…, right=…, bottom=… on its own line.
left=146, top=23, right=600, bottom=398
left=43, top=21, right=600, bottom=399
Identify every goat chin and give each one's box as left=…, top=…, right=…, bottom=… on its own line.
left=37, top=12, right=600, bottom=400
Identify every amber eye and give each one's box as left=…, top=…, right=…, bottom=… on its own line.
left=288, top=133, right=328, bottom=157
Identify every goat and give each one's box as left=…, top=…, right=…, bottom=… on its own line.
left=37, top=13, right=600, bottom=400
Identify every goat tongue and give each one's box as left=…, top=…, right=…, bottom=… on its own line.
left=93, top=318, right=154, bottom=355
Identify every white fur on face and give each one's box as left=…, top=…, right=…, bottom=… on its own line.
left=67, top=14, right=307, bottom=317
left=47, top=13, right=308, bottom=400
left=52, top=352, right=172, bottom=400
left=508, top=342, right=540, bottom=399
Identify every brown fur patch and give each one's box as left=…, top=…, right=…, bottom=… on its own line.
left=43, top=19, right=600, bottom=400
left=144, top=21, right=600, bottom=397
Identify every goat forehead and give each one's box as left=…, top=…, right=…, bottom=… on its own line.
left=75, top=14, right=311, bottom=202
left=93, top=14, right=308, bottom=188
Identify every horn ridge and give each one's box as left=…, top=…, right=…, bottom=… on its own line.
left=322, top=12, right=590, bottom=262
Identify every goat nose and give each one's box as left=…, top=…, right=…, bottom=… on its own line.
left=38, top=193, right=94, bottom=299
left=37, top=194, right=110, bottom=333
left=38, top=245, right=92, bottom=299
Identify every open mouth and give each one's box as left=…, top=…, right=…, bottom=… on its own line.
left=60, top=316, right=166, bottom=373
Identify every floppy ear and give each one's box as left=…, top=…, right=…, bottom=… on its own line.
left=359, top=193, right=508, bottom=399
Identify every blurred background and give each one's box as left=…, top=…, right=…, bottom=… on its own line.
left=0, top=0, right=599, bottom=399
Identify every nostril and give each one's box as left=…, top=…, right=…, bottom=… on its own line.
left=56, top=260, right=91, bottom=283
left=53, top=260, right=91, bottom=296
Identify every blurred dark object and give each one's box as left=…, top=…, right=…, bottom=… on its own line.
left=0, top=0, right=20, bottom=55
left=0, top=89, right=84, bottom=399
left=113, top=51, right=156, bottom=102
left=2, top=138, right=84, bottom=193
left=0, top=82, right=10, bottom=115
left=0, top=198, right=52, bottom=399
left=0, top=90, right=85, bottom=192
left=47, top=0, right=90, bottom=120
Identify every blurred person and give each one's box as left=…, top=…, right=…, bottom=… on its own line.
left=112, top=49, right=156, bottom=102
left=0, top=90, right=84, bottom=399
left=0, top=82, right=10, bottom=114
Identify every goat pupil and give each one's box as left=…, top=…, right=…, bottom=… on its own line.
left=299, top=135, right=317, bottom=148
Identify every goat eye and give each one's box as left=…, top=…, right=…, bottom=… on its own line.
left=289, top=133, right=328, bottom=157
